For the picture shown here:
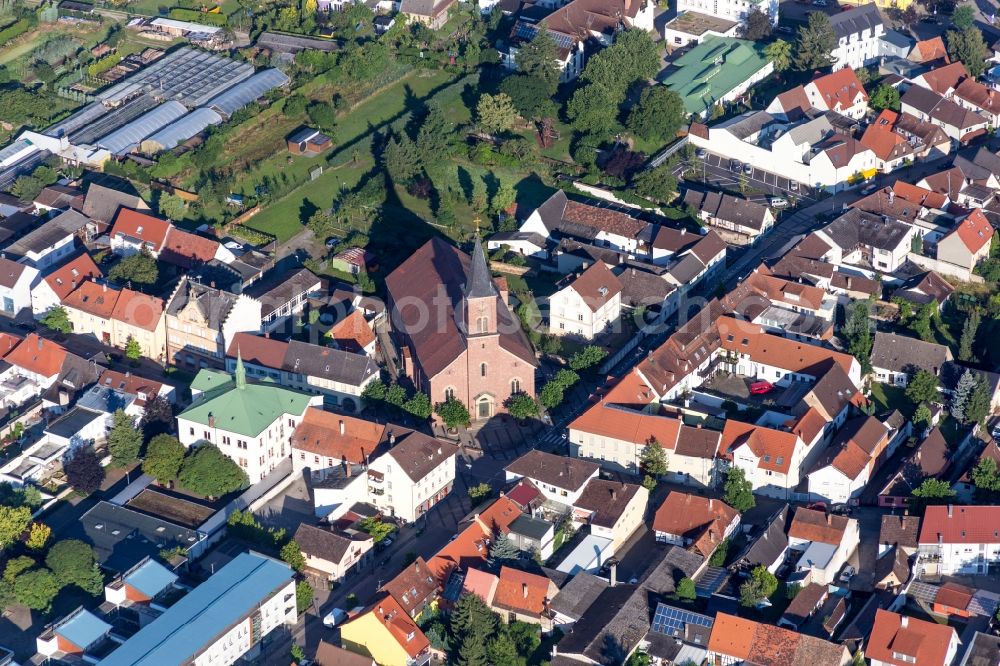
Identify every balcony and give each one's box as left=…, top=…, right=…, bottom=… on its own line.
left=368, top=470, right=385, bottom=484
left=407, top=648, right=432, bottom=666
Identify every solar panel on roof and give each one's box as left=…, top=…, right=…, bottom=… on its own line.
left=650, top=603, right=714, bottom=637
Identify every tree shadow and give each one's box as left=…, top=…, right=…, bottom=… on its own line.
left=457, top=165, right=475, bottom=203
left=299, top=197, right=320, bottom=225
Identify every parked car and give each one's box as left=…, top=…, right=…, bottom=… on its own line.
left=839, top=565, right=856, bottom=583
left=776, top=25, right=793, bottom=33
left=743, top=163, right=753, bottom=175
left=749, top=380, right=774, bottom=395
left=789, top=181, right=799, bottom=192
left=769, top=196, right=788, bottom=208
left=323, top=608, right=348, bottom=627
left=861, top=182, right=878, bottom=196
left=813, top=0, right=827, bottom=6
left=696, top=147, right=707, bottom=158
left=730, top=159, right=742, bottom=172
left=325, top=237, right=341, bottom=249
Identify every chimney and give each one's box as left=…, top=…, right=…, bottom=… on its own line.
left=208, top=414, right=215, bottom=428
left=264, top=331, right=270, bottom=339
left=948, top=504, right=953, bottom=518
left=826, top=513, right=832, bottom=525
left=901, top=616, right=909, bottom=629
left=609, top=560, right=618, bottom=587
left=210, top=280, right=216, bottom=288
left=339, top=420, right=345, bottom=436
left=415, top=561, right=420, bottom=574
left=390, top=433, right=396, bottom=445
left=102, top=282, right=107, bottom=292
left=522, top=583, right=529, bottom=598
left=610, top=488, right=617, bottom=501
left=846, top=277, right=852, bottom=289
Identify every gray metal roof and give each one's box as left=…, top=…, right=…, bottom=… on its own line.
left=97, top=101, right=189, bottom=155
left=143, top=107, right=223, bottom=151
left=45, top=101, right=110, bottom=139
left=205, top=68, right=290, bottom=117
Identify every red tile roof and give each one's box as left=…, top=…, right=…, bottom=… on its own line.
left=6, top=334, right=66, bottom=378
left=893, top=181, right=948, bottom=210
left=428, top=496, right=522, bottom=583
left=918, top=62, right=969, bottom=95
left=291, top=407, right=385, bottom=462
left=160, top=227, right=218, bottom=267
left=112, top=288, right=164, bottom=332
left=227, top=332, right=288, bottom=369
left=97, top=369, right=165, bottom=407
left=935, top=582, right=973, bottom=611
left=948, top=209, right=993, bottom=254
left=492, top=566, right=553, bottom=617
left=788, top=507, right=850, bottom=545
left=919, top=505, right=1000, bottom=544
left=653, top=492, right=738, bottom=557
left=43, top=253, right=101, bottom=301
left=0, top=333, right=21, bottom=358
left=809, top=67, right=868, bottom=111
left=327, top=310, right=376, bottom=354
left=722, top=420, right=799, bottom=475
left=63, top=280, right=120, bottom=318
left=718, top=325, right=857, bottom=377
left=912, top=37, right=949, bottom=63
left=866, top=610, right=955, bottom=666
left=111, top=209, right=171, bottom=252
left=363, top=594, right=430, bottom=658
left=563, top=261, right=622, bottom=312
left=570, top=402, right=682, bottom=450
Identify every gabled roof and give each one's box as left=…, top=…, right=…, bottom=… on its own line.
left=427, top=495, right=523, bottom=583
left=111, top=209, right=171, bottom=252
left=574, top=479, right=643, bottom=529
left=788, top=507, right=850, bottom=545
left=652, top=491, right=738, bottom=557
left=327, top=310, right=376, bottom=353
left=290, top=408, right=386, bottom=462
left=6, top=333, right=66, bottom=378
left=892, top=270, right=954, bottom=307
left=294, top=523, right=371, bottom=564
left=708, top=612, right=849, bottom=666
left=160, top=227, right=219, bottom=268
left=505, top=449, right=599, bottom=492
left=492, top=566, right=553, bottom=617
left=112, top=288, right=164, bottom=332
left=814, top=415, right=889, bottom=480
left=63, top=280, right=120, bottom=318
left=866, top=609, right=956, bottom=666
left=828, top=2, right=882, bottom=40
left=382, top=428, right=457, bottom=484
left=0, top=256, right=28, bottom=288
left=737, top=504, right=790, bottom=568
left=43, top=252, right=101, bottom=300
left=916, top=62, right=968, bottom=95
left=722, top=420, right=799, bottom=475
left=808, top=67, right=869, bottom=110
left=348, top=593, right=430, bottom=658
left=562, top=261, right=622, bottom=312
left=880, top=514, right=921, bottom=550
left=911, top=37, right=948, bottom=63
left=382, top=557, right=438, bottom=617
left=919, top=505, right=1000, bottom=545
left=82, top=182, right=149, bottom=223
left=945, top=209, right=994, bottom=254
left=871, top=331, right=952, bottom=375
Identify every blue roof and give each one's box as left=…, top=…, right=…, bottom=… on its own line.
left=58, top=608, right=112, bottom=650
left=125, top=558, right=178, bottom=598
left=98, top=552, right=293, bottom=666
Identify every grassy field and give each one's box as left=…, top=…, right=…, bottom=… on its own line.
left=869, top=382, right=912, bottom=417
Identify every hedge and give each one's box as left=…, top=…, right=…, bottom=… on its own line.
left=87, top=52, right=121, bottom=78
left=0, top=19, right=32, bottom=47
left=167, top=8, right=229, bottom=27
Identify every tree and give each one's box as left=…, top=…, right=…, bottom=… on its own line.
left=296, top=580, right=313, bottom=613
left=158, top=193, right=186, bottom=220
left=488, top=532, right=520, bottom=564
left=385, top=383, right=407, bottom=408
left=515, top=29, right=560, bottom=94
left=567, top=84, right=619, bottom=135
left=905, top=370, right=940, bottom=406
left=972, top=458, right=1000, bottom=499
left=709, top=538, right=730, bottom=567
left=951, top=369, right=977, bottom=422
left=499, top=74, right=556, bottom=120
left=953, top=4, right=975, bottom=29
left=843, top=300, right=874, bottom=373
left=40, top=305, right=72, bottom=333
left=677, top=577, right=697, bottom=601
left=403, top=392, right=433, bottom=420
left=795, top=12, right=836, bottom=71
left=46, top=539, right=103, bottom=595
left=109, top=250, right=159, bottom=286
left=947, top=27, right=989, bottom=77
left=765, top=39, right=793, bottom=72
left=913, top=403, right=932, bottom=431
left=416, top=105, right=452, bottom=167
left=25, top=523, right=50, bottom=551
left=14, top=568, right=60, bottom=611
left=457, top=639, right=490, bottom=666
left=869, top=84, right=901, bottom=112
left=634, top=163, right=678, bottom=203
left=107, top=409, right=143, bottom=468
left=569, top=345, right=608, bottom=371
left=640, top=440, right=668, bottom=478
left=306, top=101, right=337, bottom=133
left=63, top=446, right=104, bottom=495
left=178, top=444, right=248, bottom=498
left=959, top=309, right=981, bottom=363
left=539, top=381, right=565, bottom=409
left=383, top=133, right=422, bottom=184
left=280, top=540, right=306, bottom=571
left=911, top=478, right=956, bottom=505
left=468, top=482, right=493, bottom=501
left=476, top=93, right=517, bottom=135
left=739, top=565, right=778, bottom=607
left=505, top=393, right=539, bottom=420
left=436, top=398, right=470, bottom=430
left=358, top=516, right=395, bottom=543
left=965, top=375, right=991, bottom=426
left=141, top=395, right=174, bottom=439
left=361, top=378, right=387, bottom=403
left=487, top=632, right=519, bottom=666
left=627, top=86, right=686, bottom=142
left=11, top=175, right=44, bottom=201
left=0, top=505, right=30, bottom=549
left=143, top=434, right=185, bottom=485
left=724, top=467, right=756, bottom=513
left=580, top=29, right=660, bottom=99
left=450, top=592, right=499, bottom=640
left=740, top=7, right=772, bottom=40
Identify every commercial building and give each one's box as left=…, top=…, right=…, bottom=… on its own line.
left=662, top=37, right=774, bottom=117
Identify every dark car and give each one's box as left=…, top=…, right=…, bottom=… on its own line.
left=730, top=159, right=741, bottom=172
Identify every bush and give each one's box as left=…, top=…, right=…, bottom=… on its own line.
left=0, top=19, right=31, bottom=48
left=168, top=7, right=228, bottom=26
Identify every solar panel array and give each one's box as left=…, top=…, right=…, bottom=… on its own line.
left=650, top=603, right=714, bottom=637
left=512, top=22, right=575, bottom=50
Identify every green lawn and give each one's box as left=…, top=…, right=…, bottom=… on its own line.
left=869, top=382, right=913, bottom=417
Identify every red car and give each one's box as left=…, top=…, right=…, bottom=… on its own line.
left=749, top=381, right=774, bottom=395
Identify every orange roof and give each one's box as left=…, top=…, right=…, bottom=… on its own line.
left=788, top=507, right=850, bottom=545
left=809, top=67, right=868, bottom=111
left=893, top=181, right=948, bottom=210
left=708, top=613, right=757, bottom=659
left=160, top=227, right=218, bottom=267
left=492, top=566, right=552, bottom=617
left=722, top=420, right=799, bottom=474
left=110, top=209, right=171, bottom=252
left=653, top=492, right=738, bottom=556
left=6, top=334, right=66, bottom=378
left=63, top=280, right=120, bottom=318
left=291, top=408, right=385, bottom=462
left=913, top=37, right=949, bottom=63
left=43, top=253, right=101, bottom=301
left=361, top=594, right=430, bottom=658
left=861, top=123, right=910, bottom=162
left=787, top=407, right=826, bottom=445
left=569, top=401, right=681, bottom=450
left=746, top=270, right=826, bottom=311
left=597, top=370, right=658, bottom=408
left=112, top=288, right=164, bottom=331
left=948, top=209, right=993, bottom=254
left=718, top=327, right=856, bottom=377
left=462, top=568, right=499, bottom=602
left=935, top=582, right=973, bottom=610
left=563, top=261, right=622, bottom=311
left=866, top=610, right=955, bottom=666
left=0, top=333, right=21, bottom=358
left=328, top=310, right=376, bottom=353
left=428, top=496, right=523, bottom=583
left=918, top=62, right=968, bottom=95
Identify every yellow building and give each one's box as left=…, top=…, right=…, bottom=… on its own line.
left=840, top=0, right=911, bottom=10
left=111, top=288, right=167, bottom=362
left=340, top=594, right=432, bottom=666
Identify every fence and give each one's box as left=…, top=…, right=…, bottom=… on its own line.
left=907, top=253, right=983, bottom=283
left=646, top=135, right=689, bottom=170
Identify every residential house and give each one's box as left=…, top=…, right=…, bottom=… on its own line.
left=226, top=332, right=378, bottom=412
left=244, top=266, right=320, bottom=332
left=505, top=449, right=599, bottom=507
left=177, top=362, right=321, bottom=482
left=676, top=0, right=778, bottom=26
left=731, top=504, right=790, bottom=574
left=892, top=271, right=954, bottom=311
left=316, top=642, right=375, bottom=666
left=31, top=251, right=101, bottom=317
left=96, top=368, right=175, bottom=407
left=807, top=416, right=892, bottom=504
left=33, top=184, right=83, bottom=213
left=917, top=504, right=1000, bottom=576
left=36, top=607, right=113, bottom=661
left=866, top=610, right=959, bottom=666
left=661, top=37, right=774, bottom=117
left=103, top=557, right=178, bottom=609
left=723, top=420, right=808, bottom=500
left=900, top=85, right=989, bottom=144
left=873, top=546, right=912, bottom=591
left=568, top=402, right=721, bottom=486
left=549, top=261, right=622, bottom=340
left=427, top=495, right=524, bottom=585
left=879, top=514, right=921, bottom=557
left=366, top=427, right=457, bottom=523
left=489, top=566, right=558, bottom=630
left=778, top=582, right=830, bottom=630
left=400, top=0, right=455, bottom=29
left=6, top=333, right=66, bottom=389
left=870, top=331, right=952, bottom=387
left=340, top=595, right=432, bottom=666
left=4, top=209, right=88, bottom=270
left=382, top=557, right=439, bottom=619
left=861, top=111, right=920, bottom=173
left=652, top=491, right=739, bottom=557
left=911, top=61, right=967, bottom=96
left=909, top=36, right=948, bottom=63
left=109, top=208, right=170, bottom=257
left=327, top=310, right=377, bottom=356
left=787, top=507, right=860, bottom=584
left=937, top=209, right=994, bottom=273
left=880, top=427, right=951, bottom=508
left=572, top=478, right=647, bottom=554
left=707, top=613, right=852, bottom=666
left=165, top=276, right=262, bottom=368
left=815, top=208, right=914, bottom=272
left=828, top=4, right=885, bottom=70
left=682, top=189, right=774, bottom=244
left=110, top=288, right=167, bottom=361
left=293, top=523, right=373, bottom=583
left=0, top=256, right=37, bottom=318
left=63, top=280, right=118, bottom=345
left=804, top=68, right=869, bottom=119
left=953, top=77, right=1000, bottom=126
left=385, top=238, right=536, bottom=421
left=548, top=573, right=607, bottom=631
left=81, top=181, right=150, bottom=236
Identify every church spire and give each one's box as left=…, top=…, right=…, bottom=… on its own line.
left=235, top=348, right=246, bottom=390
left=465, top=237, right=496, bottom=300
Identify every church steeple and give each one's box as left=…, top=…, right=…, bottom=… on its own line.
left=464, top=237, right=498, bottom=336
left=465, top=237, right=497, bottom=300
left=235, top=348, right=246, bottom=390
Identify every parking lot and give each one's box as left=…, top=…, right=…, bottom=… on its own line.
left=694, top=151, right=819, bottom=205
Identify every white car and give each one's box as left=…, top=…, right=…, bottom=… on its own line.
left=769, top=197, right=788, bottom=208
left=323, top=608, right=348, bottom=627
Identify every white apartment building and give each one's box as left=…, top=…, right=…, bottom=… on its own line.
left=828, top=4, right=885, bottom=70
left=0, top=257, right=38, bottom=318
left=918, top=505, right=1000, bottom=576
left=677, top=0, right=778, bottom=24
left=366, top=430, right=457, bottom=523
left=505, top=449, right=601, bottom=506
left=548, top=261, right=622, bottom=339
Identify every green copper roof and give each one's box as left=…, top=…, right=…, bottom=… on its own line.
left=180, top=368, right=314, bottom=438
left=661, top=36, right=771, bottom=115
